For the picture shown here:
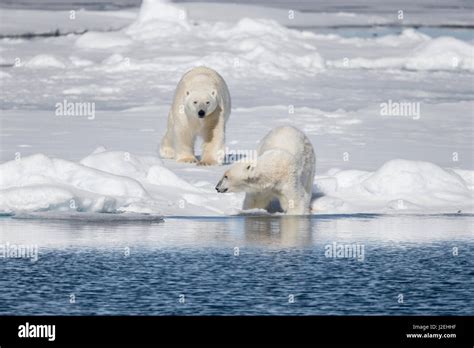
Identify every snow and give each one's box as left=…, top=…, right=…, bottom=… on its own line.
left=0, top=152, right=471, bottom=215
left=311, top=28, right=431, bottom=46
left=0, top=150, right=238, bottom=215
left=25, top=54, right=67, bottom=69
left=0, top=0, right=473, bottom=217
left=75, top=32, right=133, bottom=48
left=407, top=37, right=474, bottom=71
left=313, top=160, right=473, bottom=213
left=79, top=149, right=162, bottom=178
left=136, top=0, right=185, bottom=22
left=328, top=36, right=474, bottom=71
left=0, top=152, right=150, bottom=213
left=83, top=9, right=326, bottom=78
left=0, top=71, right=12, bottom=78
left=0, top=8, right=137, bottom=36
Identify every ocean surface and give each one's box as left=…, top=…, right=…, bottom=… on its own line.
left=0, top=214, right=472, bottom=315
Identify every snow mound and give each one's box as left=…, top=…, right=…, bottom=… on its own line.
left=80, top=149, right=199, bottom=192
left=69, top=56, right=94, bottom=67
left=374, top=28, right=431, bottom=46
left=452, top=169, right=474, bottom=190
left=362, top=160, right=468, bottom=197
left=0, top=150, right=218, bottom=215
left=1, top=151, right=472, bottom=216
left=25, top=54, right=67, bottom=69
left=209, top=18, right=325, bottom=77
left=314, top=159, right=473, bottom=213
left=75, top=32, right=133, bottom=49
left=73, top=0, right=324, bottom=78
left=328, top=37, right=474, bottom=71
left=125, top=0, right=189, bottom=39
left=146, top=166, right=201, bottom=192
left=0, top=71, right=11, bottom=78
left=320, top=28, right=430, bottom=47
left=80, top=150, right=163, bottom=179
left=0, top=153, right=150, bottom=213
left=135, top=0, right=186, bottom=23
left=406, top=37, right=474, bottom=71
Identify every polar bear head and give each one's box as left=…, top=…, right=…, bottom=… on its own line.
left=184, top=89, right=218, bottom=119
left=215, top=162, right=258, bottom=193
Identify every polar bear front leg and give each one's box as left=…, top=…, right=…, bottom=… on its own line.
left=280, top=184, right=310, bottom=215
left=243, top=192, right=272, bottom=211
left=160, top=129, right=175, bottom=159
left=175, top=128, right=197, bottom=163
left=199, top=116, right=225, bottom=166
left=286, top=195, right=310, bottom=215
left=243, top=193, right=258, bottom=210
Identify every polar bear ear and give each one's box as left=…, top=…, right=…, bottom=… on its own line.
left=246, top=163, right=257, bottom=181
left=211, top=89, right=217, bottom=97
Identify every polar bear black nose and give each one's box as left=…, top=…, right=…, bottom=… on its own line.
left=198, top=110, right=205, bottom=118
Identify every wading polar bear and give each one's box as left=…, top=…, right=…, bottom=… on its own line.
left=215, top=126, right=316, bottom=215
left=160, top=66, right=231, bottom=165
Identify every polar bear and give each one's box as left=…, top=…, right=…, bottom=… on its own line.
left=160, top=66, right=231, bottom=165
left=215, top=126, right=316, bottom=215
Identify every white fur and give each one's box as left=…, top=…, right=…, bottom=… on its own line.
left=160, top=66, right=231, bottom=165
left=216, top=126, right=316, bottom=215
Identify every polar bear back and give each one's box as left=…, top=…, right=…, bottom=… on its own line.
left=257, top=126, right=311, bottom=157
left=258, top=126, right=316, bottom=194
left=180, top=66, right=225, bottom=88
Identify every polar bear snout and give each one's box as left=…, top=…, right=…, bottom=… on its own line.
left=198, top=109, right=206, bottom=118
left=215, top=177, right=228, bottom=193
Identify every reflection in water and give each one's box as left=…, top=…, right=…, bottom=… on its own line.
left=243, top=216, right=313, bottom=247
left=0, top=215, right=473, bottom=315
left=1, top=214, right=472, bottom=249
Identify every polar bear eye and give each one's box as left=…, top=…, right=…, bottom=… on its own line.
left=206, top=101, right=210, bottom=104
left=193, top=101, right=197, bottom=104
left=224, top=175, right=228, bottom=179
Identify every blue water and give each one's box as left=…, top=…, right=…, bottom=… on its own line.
left=0, top=215, right=472, bottom=315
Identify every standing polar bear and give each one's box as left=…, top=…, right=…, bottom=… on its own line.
left=215, top=126, right=316, bottom=215
left=160, top=66, right=231, bottom=165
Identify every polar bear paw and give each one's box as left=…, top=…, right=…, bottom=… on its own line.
left=160, top=146, right=175, bottom=159
left=198, top=159, right=218, bottom=166
left=177, top=156, right=198, bottom=164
